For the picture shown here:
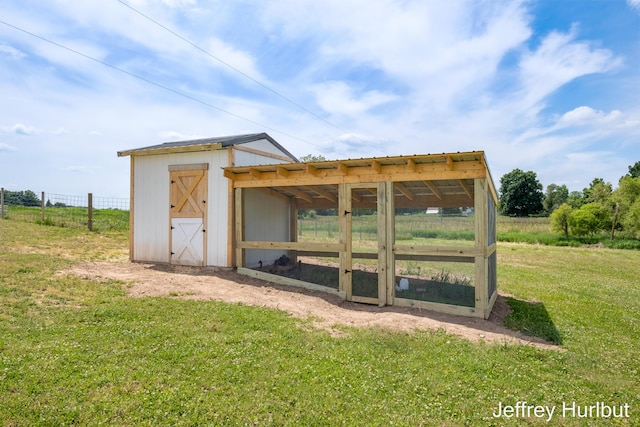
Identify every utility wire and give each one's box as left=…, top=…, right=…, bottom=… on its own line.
left=0, top=18, right=314, bottom=145
left=114, top=0, right=361, bottom=141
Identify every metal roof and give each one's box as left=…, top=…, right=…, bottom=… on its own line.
left=117, top=132, right=298, bottom=161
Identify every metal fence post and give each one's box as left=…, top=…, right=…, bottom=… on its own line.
left=88, top=193, right=93, bottom=231
left=41, top=191, right=45, bottom=222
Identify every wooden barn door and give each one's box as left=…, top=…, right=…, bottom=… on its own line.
left=169, top=164, right=208, bottom=266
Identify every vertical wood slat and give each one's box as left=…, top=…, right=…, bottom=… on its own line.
left=289, top=203, right=298, bottom=264
left=338, top=183, right=351, bottom=298
left=474, top=178, right=488, bottom=316
left=235, top=188, right=244, bottom=268
left=129, top=157, right=135, bottom=261
left=227, top=149, right=235, bottom=267
left=385, top=181, right=396, bottom=305
left=377, top=182, right=387, bottom=306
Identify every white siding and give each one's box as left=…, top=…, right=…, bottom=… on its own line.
left=130, top=139, right=296, bottom=267
left=234, top=139, right=293, bottom=166
left=132, top=149, right=229, bottom=266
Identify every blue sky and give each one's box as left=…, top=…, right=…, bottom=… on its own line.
left=1, top=0, right=639, bottom=200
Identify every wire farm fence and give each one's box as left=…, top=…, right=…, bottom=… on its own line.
left=0, top=189, right=129, bottom=232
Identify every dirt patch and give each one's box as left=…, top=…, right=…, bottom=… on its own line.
left=67, top=261, right=560, bottom=350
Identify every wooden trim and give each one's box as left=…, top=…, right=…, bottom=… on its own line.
left=474, top=178, right=489, bottom=313
left=237, top=267, right=345, bottom=297
left=377, top=182, right=387, bottom=306
left=232, top=144, right=296, bottom=163
left=168, top=163, right=209, bottom=172
left=234, top=188, right=244, bottom=268
left=385, top=182, right=396, bottom=305
left=237, top=241, right=343, bottom=251
left=484, top=287, right=498, bottom=319
left=394, top=245, right=482, bottom=258
left=290, top=203, right=298, bottom=264
left=228, top=167, right=487, bottom=189
left=351, top=295, right=380, bottom=305
left=129, top=156, right=135, bottom=261
left=118, top=142, right=222, bottom=157
left=339, top=183, right=351, bottom=297
left=394, top=297, right=482, bottom=318
left=227, top=149, right=235, bottom=267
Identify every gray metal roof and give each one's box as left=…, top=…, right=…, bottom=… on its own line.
left=117, top=132, right=298, bottom=161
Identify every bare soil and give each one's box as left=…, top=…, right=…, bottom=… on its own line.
left=67, top=261, right=559, bottom=350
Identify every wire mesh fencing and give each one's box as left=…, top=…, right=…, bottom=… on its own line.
left=0, top=188, right=129, bottom=232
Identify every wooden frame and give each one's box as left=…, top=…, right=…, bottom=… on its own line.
left=227, top=151, right=498, bottom=319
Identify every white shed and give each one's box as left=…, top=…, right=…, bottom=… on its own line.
left=117, top=133, right=297, bottom=267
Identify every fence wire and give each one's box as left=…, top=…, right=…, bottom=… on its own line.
left=0, top=189, right=129, bottom=232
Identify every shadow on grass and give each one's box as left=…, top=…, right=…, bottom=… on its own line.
left=502, top=296, right=562, bottom=345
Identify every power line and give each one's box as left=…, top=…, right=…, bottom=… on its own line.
left=0, top=18, right=315, bottom=145
left=114, top=0, right=362, bottom=142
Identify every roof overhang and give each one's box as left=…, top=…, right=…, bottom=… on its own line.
left=224, top=151, right=498, bottom=209
left=117, top=142, right=223, bottom=157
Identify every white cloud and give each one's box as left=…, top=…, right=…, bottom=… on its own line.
left=2, top=123, right=39, bottom=135
left=558, top=106, right=623, bottom=127
left=518, top=25, right=621, bottom=111
left=628, top=0, right=640, bottom=11
left=204, top=37, right=263, bottom=82
left=0, top=43, right=26, bottom=59
left=311, top=81, right=397, bottom=116
left=0, top=142, right=17, bottom=152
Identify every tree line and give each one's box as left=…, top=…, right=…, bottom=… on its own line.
left=499, top=161, right=640, bottom=239
left=1, top=190, right=71, bottom=208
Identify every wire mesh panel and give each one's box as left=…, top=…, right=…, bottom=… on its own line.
left=0, top=189, right=129, bottom=232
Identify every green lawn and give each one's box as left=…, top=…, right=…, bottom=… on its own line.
left=1, top=220, right=638, bottom=425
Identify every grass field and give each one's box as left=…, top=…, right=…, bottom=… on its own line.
left=1, top=220, right=639, bottom=425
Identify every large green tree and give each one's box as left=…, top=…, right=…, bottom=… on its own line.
left=568, top=203, right=611, bottom=236
left=550, top=203, right=572, bottom=238
left=543, top=183, right=569, bottom=215
left=627, top=161, right=640, bottom=179
left=612, top=176, right=640, bottom=238
left=498, top=169, right=544, bottom=217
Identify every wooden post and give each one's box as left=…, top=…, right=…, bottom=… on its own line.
left=338, top=183, right=352, bottom=298
left=474, top=179, right=488, bottom=316
left=88, top=193, right=93, bottom=231
left=41, top=191, right=45, bottom=222
left=377, top=182, right=395, bottom=306
left=0, top=187, right=4, bottom=219
left=290, top=202, right=298, bottom=264
left=128, top=156, right=135, bottom=262
left=234, top=188, right=244, bottom=268
left=385, top=181, right=395, bottom=305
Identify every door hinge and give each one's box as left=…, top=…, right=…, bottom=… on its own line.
left=344, top=269, right=351, bottom=274
left=171, top=226, right=175, bottom=230
left=171, top=251, right=175, bottom=255
left=344, top=210, right=351, bottom=215
left=170, top=204, right=175, bottom=209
